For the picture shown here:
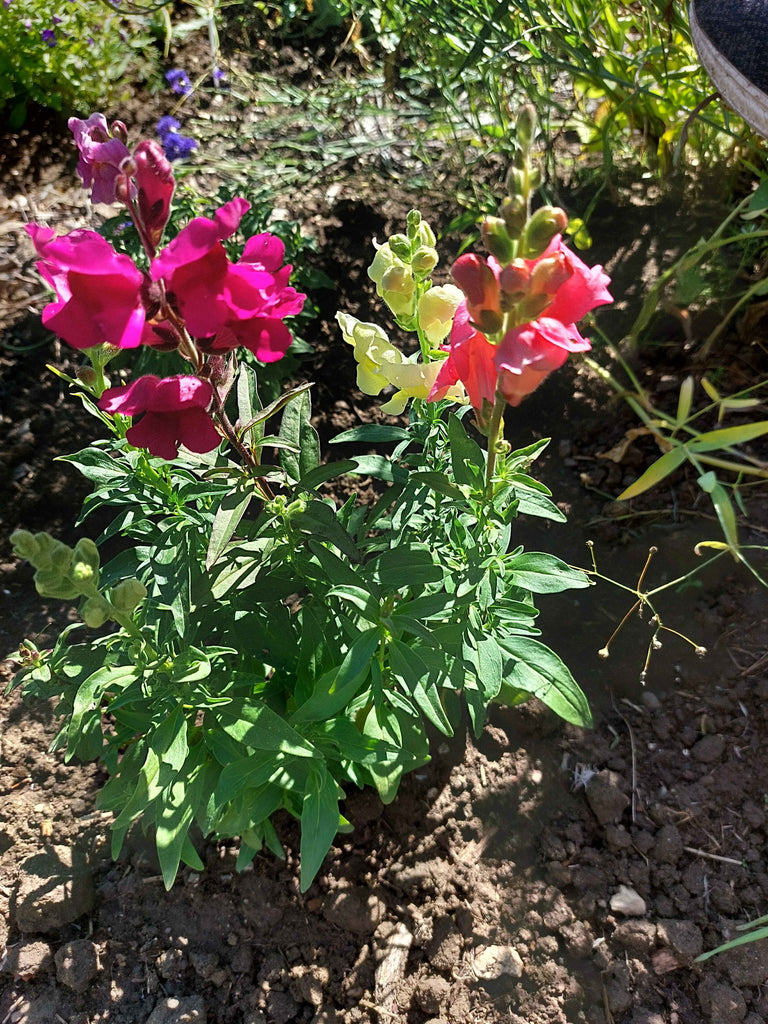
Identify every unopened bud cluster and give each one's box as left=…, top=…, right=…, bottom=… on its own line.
left=11, top=530, right=146, bottom=628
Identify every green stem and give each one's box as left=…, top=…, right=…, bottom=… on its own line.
left=484, top=392, right=506, bottom=497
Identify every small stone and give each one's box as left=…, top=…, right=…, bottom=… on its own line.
left=610, top=885, right=646, bottom=917
left=145, top=996, right=207, bottom=1024
left=322, top=887, right=386, bottom=934
left=653, top=824, right=683, bottom=865
left=558, top=920, right=594, bottom=957
left=266, top=989, right=299, bottom=1024
left=691, top=734, right=726, bottom=764
left=413, top=976, right=451, bottom=1015
left=656, top=919, right=703, bottom=959
left=14, top=846, right=95, bottom=933
left=585, top=771, right=630, bottom=825
left=2, top=941, right=53, bottom=980
left=472, top=944, right=524, bottom=980
left=612, top=920, right=656, bottom=954
left=698, top=976, right=747, bottom=1024
left=55, top=939, right=98, bottom=993
left=641, top=691, right=662, bottom=712
left=288, top=965, right=330, bottom=1008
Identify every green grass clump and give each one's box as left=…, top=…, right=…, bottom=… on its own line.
left=0, top=0, right=159, bottom=127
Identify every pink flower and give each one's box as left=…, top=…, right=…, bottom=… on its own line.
left=68, top=113, right=131, bottom=205
left=133, top=140, right=175, bottom=251
left=99, top=375, right=220, bottom=460
left=428, top=304, right=498, bottom=412
left=451, top=254, right=502, bottom=335
left=495, top=318, right=592, bottom=406
left=151, top=200, right=306, bottom=362
left=26, top=224, right=145, bottom=350
left=526, top=236, right=612, bottom=324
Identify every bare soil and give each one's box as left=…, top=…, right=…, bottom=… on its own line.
left=2, top=35, right=768, bottom=1024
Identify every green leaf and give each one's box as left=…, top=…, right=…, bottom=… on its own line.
left=151, top=706, right=189, bottom=772
left=507, top=551, right=590, bottom=593
left=327, top=584, right=381, bottom=622
left=675, top=375, right=695, bottom=424
left=279, top=387, right=320, bottom=481
left=409, top=470, right=466, bottom=499
left=349, top=455, right=408, bottom=484
left=697, top=472, right=740, bottom=550
left=448, top=413, right=485, bottom=488
left=331, top=424, right=412, bottom=444
left=689, top=421, right=768, bottom=453
left=366, top=545, right=444, bottom=588
left=220, top=702, right=320, bottom=758
left=58, top=447, right=125, bottom=486
left=300, top=767, right=341, bottom=890
left=291, top=501, right=361, bottom=562
left=616, top=447, right=687, bottom=500
left=206, top=487, right=252, bottom=570
left=291, top=627, right=380, bottom=724
left=156, top=777, right=195, bottom=889
left=297, top=460, right=358, bottom=493
left=499, top=637, right=592, bottom=727
left=67, top=665, right=138, bottom=762
left=236, top=364, right=259, bottom=439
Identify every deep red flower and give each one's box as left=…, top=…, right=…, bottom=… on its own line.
left=99, top=375, right=220, bottom=460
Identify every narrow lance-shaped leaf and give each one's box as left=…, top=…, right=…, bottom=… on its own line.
left=616, top=446, right=687, bottom=501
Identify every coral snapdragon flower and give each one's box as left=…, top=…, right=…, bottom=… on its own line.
left=99, top=375, right=220, bottom=460
left=429, top=237, right=612, bottom=415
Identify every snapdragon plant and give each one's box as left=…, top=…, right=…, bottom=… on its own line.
left=10, top=107, right=608, bottom=890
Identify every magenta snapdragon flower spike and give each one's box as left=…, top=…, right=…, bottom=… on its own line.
left=132, top=140, right=175, bottom=251
left=99, top=375, right=220, bottom=460
left=68, top=113, right=131, bottom=205
left=26, top=225, right=146, bottom=350
left=151, top=200, right=306, bottom=361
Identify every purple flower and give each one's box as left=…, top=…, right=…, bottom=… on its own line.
left=156, top=115, right=181, bottom=137
left=53, top=15, right=63, bottom=23
left=160, top=132, right=198, bottom=162
left=212, top=67, right=226, bottom=86
left=41, top=28, right=57, bottom=47
left=3, top=1, right=14, bottom=9
left=165, top=69, right=192, bottom=97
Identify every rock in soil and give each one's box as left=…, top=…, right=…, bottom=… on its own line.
left=472, top=943, right=524, bottom=981
left=145, top=995, right=207, bottom=1024
left=1, top=940, right=52, bottom=980
left=585, top=770, right=630, bottom=824
left=54, top=938, right=99, bottom=992
left=13, top=845, right=95, bottom=933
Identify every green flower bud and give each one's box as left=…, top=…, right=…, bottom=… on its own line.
left=411, top=245, right=438, bottom=276
left=82, top=595, right=112, bottom=629
left=33, top=568, right=80, bottom=601
left=415, top=220, right=436, bottom=248
left=110, top=578, right=148, bottom=614
left=521, top=206, right=568, bottom=259
left=516, top=104, right=537, bottom=150
left=387, top=234, right=412, bottom=261
left=481, top=217, right=515, bottom=265
left=500, top=197, right=526, bottom=239
left=49, top=541, right=74, bottom=576
left=406, top=209, right=422, bottom=239
left=506, top=167, right=526, bottom=203
left=10, top=529, right=38, bottom=562
left=72, top=538, right=100, bottom=586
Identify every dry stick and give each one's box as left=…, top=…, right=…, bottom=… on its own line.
left=684, top=846, right=744, bottom=867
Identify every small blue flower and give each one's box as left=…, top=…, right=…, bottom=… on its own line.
left=41, top=28, right=57, bottom=47
left=212, top=67, right=226, bottom=86
left=165, top=68, right=192, bottom=97
left=156, top=115, right=181, bottom=137
left=161, top=132, right=198, bottom=161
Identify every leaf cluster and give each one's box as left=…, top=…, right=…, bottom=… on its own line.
left=10, top=373, right=591, bottom=890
